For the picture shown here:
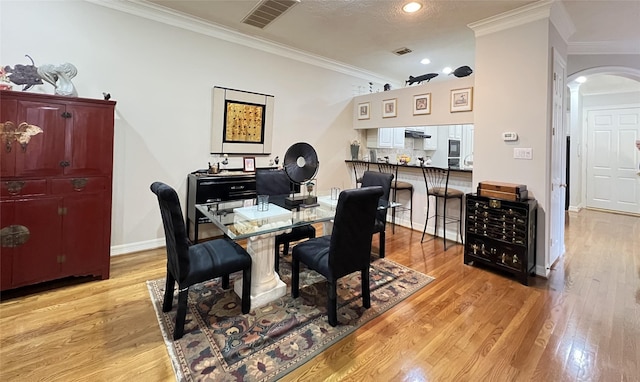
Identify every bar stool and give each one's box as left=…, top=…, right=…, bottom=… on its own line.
left=378, top=163, right=413, bottom=233
left=351, top=161, right=369, bottom=187
left=421, top=166, right=464, bottom=250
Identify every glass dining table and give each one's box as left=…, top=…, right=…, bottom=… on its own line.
left=196, top=192, right=342, bottom=309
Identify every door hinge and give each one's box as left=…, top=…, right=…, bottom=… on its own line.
left=58, top=207, right=68, bottom=215
left=57, top=255, right=66, bottom=263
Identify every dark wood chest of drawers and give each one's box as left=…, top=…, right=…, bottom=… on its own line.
left=464, top=193, right=537, bottom=285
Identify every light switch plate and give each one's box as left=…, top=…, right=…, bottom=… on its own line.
left=514, top=147, right=533, bottom=159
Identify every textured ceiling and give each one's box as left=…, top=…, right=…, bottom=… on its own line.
left=144, top=0, right=640, bottom=84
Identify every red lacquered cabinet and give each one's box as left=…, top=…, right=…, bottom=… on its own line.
left=0, top=90, right=115, bottom=291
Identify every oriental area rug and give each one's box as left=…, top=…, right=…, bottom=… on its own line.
left=147, top=256, right=434, bottom=382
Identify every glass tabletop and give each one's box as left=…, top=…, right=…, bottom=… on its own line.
left=196, top=194, right=338, bottom=240
left=195, top=190, right=399, bottom=240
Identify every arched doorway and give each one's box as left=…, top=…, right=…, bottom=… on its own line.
left=567, top=67, right=640, bottom=215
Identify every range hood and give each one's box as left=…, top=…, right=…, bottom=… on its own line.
left=404, top=130, right=431, bottom=139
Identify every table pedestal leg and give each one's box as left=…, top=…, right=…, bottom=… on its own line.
left=234, top=234, right=286, bottom=309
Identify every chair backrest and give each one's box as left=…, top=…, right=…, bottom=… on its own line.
left=361, top=171, right=393, bottom=224
left=150, top=182, right=190, bottom=283
left=422, top=166, right=450, bottom=197
left=328, top=186, right=384, bottom=278
left=255, top=169, right=295, bottom=196
left=352, top=161, right=370, bottom=184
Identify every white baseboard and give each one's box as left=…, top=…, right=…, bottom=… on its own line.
left=110, top=238, right=165, bottom=256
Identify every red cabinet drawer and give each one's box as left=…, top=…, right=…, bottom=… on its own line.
left=51, top=177, right=108, bottom=194
left=1, top=179, right=47, bottom=198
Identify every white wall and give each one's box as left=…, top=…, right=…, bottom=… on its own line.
left=473, top=17, right=553, bottom=275
left=0, top=1, right=380, bottom=253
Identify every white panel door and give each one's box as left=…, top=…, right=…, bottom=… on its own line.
left=586, top=107, right=640, bottom=214
left=549, top=52, right=566, bottom=270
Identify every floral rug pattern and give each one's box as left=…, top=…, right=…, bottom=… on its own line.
left=147, top=256, right=434, bottom=382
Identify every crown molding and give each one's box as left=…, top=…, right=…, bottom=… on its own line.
left=549, top=0, right=575, bottom=42
left=568, top=41, right=640, bottom=55
left=468, top=0, right=554, bottom=37
left=84, top=0, right=397, bottom=86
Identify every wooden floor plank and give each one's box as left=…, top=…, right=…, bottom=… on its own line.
left=1, top=209, right=638, bottom=381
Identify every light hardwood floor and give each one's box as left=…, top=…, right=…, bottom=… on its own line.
left=1, top=209, right=638, bottom=381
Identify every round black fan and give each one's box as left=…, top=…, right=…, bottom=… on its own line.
left=283, top=142, right=319, bottom=184
left=283, top=142, right=319, bottom=207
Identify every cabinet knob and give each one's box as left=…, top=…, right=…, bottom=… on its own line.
left=60, top=160, right=70, bottom=167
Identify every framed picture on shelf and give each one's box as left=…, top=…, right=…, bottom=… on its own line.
left=382, top=98, right=397, bottom=118
left=450, top=87, right=473, bottom=112
left=413, top=93, right=431, bottom=115
left=243, top=157, right=256, bottom=172
left=357, top=102, right=370, bottom=120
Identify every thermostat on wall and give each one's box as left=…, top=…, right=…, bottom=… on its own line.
left=502, top=132, right=518, bottom=141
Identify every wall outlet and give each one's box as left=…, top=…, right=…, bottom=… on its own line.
left=514, top=147, right=533, bottom=159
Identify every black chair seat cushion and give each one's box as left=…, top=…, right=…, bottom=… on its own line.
left=276, top=225, right=316, bottom=246
left=184, top=239, right=252, bottom=286
left=293, top=236, right=333, bottom=280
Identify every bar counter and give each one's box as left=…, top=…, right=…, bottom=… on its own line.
left=344, top=159, right=473, bottom=243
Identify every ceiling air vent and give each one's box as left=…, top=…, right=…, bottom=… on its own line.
left=242, top=0, right=299, bottom=29
left=393, top=47, right=413, bottom=56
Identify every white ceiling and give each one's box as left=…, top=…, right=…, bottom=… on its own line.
left=140, top=0, right=640, bottom=84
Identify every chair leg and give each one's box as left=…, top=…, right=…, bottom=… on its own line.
left=391, top=188, right=397, bottom=234
left=241, top=266, right=251, bottom=314
left=174, top=287, right=189, bottom=340
left=379, top=230, right=386, bottom=258
left=433, top=197, right=440, bottom=242
left=443, top=197, right=448, bottom=249
left=162, top=272, right=176, bottom=312
left=222, top=274, right=230, bottom=289
left=421, top=195, right=430, bottom=243
left=361, top=268, right=371, bottom=309
left=292, top=257, right=300, bottom=298
left=409, top=188, right=414, bottom=229
left=274, top=244, right=280, bottom=273
left=327, top=280, right=338, bottom=327
left=459, top=196, right=464, bottom=245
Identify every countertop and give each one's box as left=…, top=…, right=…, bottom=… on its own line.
left=345, top=159, right=472, bottom=173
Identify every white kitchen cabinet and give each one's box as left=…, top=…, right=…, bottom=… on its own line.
left=368, top=128, right=404, bottom=148
left=423, top=126, right=438, bottom=150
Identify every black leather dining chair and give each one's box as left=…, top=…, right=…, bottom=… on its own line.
left=360, top=171, right=393, bottom=258
left=421, top=166, right=464, bottom=250
left=291, top=186, right=383, bottom=326
left=150, top=182, right=252, bottom=340
left=255, top=169, right=316, bottom=272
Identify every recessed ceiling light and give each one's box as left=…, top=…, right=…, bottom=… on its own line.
left=420, top=58, right=431, bottom=65
left=403, top=2, right=422, bottom=13
left=575, top=76, right=587, bottom=83
left=442, top=67, right=453, bottom=74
